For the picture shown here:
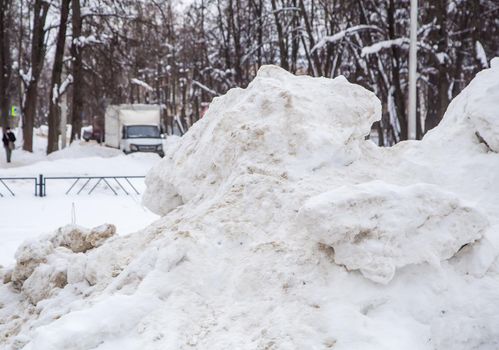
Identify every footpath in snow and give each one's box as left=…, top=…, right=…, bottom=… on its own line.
left=1, top=60, right=499, bottom=350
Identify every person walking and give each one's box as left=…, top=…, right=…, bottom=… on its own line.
left=2, top=127, right=16, bottom=163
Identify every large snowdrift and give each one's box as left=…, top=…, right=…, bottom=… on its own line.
left=143, top=65, right=380, bottom=215
left=1, top=63, right=499, bottom=350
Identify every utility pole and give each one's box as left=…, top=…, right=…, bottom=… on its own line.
left=408, top=0, right=418, bottom=140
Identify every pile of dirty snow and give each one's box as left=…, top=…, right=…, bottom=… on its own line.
left=1, top=63, right=499, bottom=350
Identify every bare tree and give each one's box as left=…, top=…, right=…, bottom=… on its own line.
left=47, top=0, right=71, bottom=154
left=21, top=0, right=50, bottom=152
left=0, top=0, right=13, bottom=130
left=70, top=0, right=83, bottom=142
left=7, top=0, right=498, bottom=147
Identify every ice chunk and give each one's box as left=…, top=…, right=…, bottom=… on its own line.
left=7, top=224, right=116, bottom=303
left=11, top=239, right=54, bottom=289
left=298, top=181, right=487, bottom=284
left=50, top=224, right=116, bottom=253
left=22, top=249, right=71, bottom=304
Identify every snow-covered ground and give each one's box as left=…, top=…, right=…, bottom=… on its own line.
left=0, top=138, right=160, bottom=266
left=1, top=61, right=499, bottom=350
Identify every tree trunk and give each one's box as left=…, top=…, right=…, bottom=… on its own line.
left=47, top=0, right=71, bottom=154
left=387, top=0, right=407, bottom=140
left=0, top=0, right=12, bottom=130
left=298, top=0, right=322, bottom=76
left=290, top=0, right=300, bottom=73
left=424, top=0, right=448, bottom=133
left=70, top=0, right=83, bottom=142
left=22, top=0, right=49, bottom=152
left=227, top=0, right=243, bottom=84
left=271, top=0, right=289, bottom=71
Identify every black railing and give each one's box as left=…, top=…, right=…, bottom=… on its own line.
left=0, top=177, right=39, bottom=197
left=0, top=175, right=146, bottom=197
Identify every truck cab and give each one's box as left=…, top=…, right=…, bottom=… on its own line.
left=121, top=124, right=164, bottom=157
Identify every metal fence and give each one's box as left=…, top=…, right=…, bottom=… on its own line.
left=0, top=177, right=39, bottom=197
left=0, top=175, right=145, bottom=197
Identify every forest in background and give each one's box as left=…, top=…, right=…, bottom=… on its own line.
left=0, top=0, right=498, bottom=153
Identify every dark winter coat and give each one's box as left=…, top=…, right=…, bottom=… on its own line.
left=2, top=131, right=16, bottom=148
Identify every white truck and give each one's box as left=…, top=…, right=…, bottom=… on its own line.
left=104, top=104, right=164, bottom=157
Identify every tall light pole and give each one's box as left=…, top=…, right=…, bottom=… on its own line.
left=408, top=0, right=418, bottom=140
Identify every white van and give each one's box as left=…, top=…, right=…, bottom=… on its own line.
left=105, top=104, right=164, bottom=157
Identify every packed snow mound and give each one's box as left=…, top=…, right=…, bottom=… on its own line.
left=6, top=224, right=116, bottom=303
left=2, top=64, right=499, bottom=350
left=144, top=65, right=380, bottom=215
left=22, top=294, right=162, bottom=350
left=424, top=60, right=499, bottom=151
left=299, top=181, right=487, bottom=284
left=46, top=141, right=123, bottom=160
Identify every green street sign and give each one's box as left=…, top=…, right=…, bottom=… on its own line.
left=10, top=106, right=19, bottom=117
